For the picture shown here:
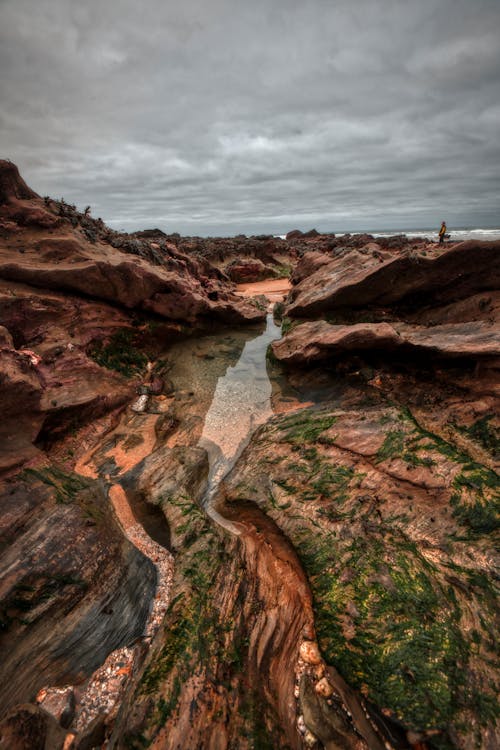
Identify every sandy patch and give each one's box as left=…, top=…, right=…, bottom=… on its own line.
left=235, top=278, right=291, bottom=302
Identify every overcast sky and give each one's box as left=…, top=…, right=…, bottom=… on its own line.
left=1, top=0, right=499, bottom=235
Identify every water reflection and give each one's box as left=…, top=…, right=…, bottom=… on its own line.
left=198, top=313, right=281, bottom=498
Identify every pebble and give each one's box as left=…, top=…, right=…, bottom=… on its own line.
left=297, top=715, right=307, bottom=735
left=131, top=394, right=149, bottom=412
left=304, top=729, right=318, bottom=747
left=315, top=677, right=333, bottom=697
left=299, top=640, right=322, bottom=665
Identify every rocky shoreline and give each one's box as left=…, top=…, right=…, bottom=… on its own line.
left=0, top=161, right=498, bottom=750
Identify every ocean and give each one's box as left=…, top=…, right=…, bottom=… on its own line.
left=278, top=227, right=500, bottom=242
left=370, top=227, right=500, bottom=242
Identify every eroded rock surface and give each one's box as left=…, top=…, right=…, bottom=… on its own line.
left=285, top=241, right=500, bottom=318
left=220, top=392, right=499, bottom=750
left=0, top=162, right=498, bottom=750
left=273, top=319, right=500, bottom=365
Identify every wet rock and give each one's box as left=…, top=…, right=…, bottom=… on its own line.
left=0, top=704, right=68, bottom=750
left=0, top=471, right=156, bottom=716
left=122, top=444, right=208, bottom=550
left=300, top=674, right=374, bottom=750
left=74, top=714, right=105, bottom=750
left=36, top=687, right=75, bottom=728
left=315, top=678, right=334, bottom=698
left=299, top=640, right=322, bottom=665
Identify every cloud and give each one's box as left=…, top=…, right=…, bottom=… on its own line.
left=1, top=0, right=499, bottom=234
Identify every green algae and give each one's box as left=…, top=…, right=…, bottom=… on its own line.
left=454, top=414, right=499, bottom=457
left=134, top=495, right=285, bottom=749
left=243, top=406, right=499, bottom=747
left=280, top=410, right=337, bottom=445
left=89, top=328, right=149, bottom=377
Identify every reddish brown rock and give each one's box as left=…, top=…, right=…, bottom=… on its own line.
left=0, top=163, right=266, bottom=327
left=272, top=319, right=500, bottom=366
left=0, top=324, right=14, bottom=347
left=0, top=469, right=156, bottom=717
left=290, top=251, right=333, bottom=285
left=36, top=687, right=75, bottom=729
left=0, top=160, right=39, bottom=204
left=0, top=348, right=45, bottom=470
left=224, top=257, right=270, bottom=283
left=285, top=241, right=500, bottom=317
left=286, top=229, right=304, bottom=240
left=272, top=321, right=403, bottom=365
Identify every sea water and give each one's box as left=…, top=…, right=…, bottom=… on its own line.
left=277, top=227, right=500, bottom=242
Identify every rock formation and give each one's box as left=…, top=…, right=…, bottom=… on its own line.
left=0, top=162, right=498, bottom=750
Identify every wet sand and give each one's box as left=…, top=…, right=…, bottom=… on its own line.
left=235, top=278, right=291, bottom=303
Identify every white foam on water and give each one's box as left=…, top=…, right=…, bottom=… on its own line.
left=275, top=228, right=500, bottom=241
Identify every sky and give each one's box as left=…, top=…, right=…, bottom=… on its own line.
left=1, top=0, right=499, bottom=236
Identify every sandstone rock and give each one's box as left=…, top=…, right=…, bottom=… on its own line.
left=272, top=321, right=402, bottom=365
left=0, top=160, right=39, bottom=204
left=272, top=319, right=500, bottom=365
left=0, top=472, right=156, bottom=716
left=0, top=324, right=13, bottom=347
left=285, top=241, right=500, bottom=318
left=121, top=444, right=208, bottom=550
left=0, top=348, right=44, bottom=470
left=224, top=257, right=270, bottom=283
left=0, top=163, right=266, bottom=327
left=291, top=251, right=333, bottom=285
left=74, top=713, right=106, bottom=750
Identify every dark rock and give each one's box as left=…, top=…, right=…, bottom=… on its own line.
left=0, top=704, right=67, bottom=750
left=75, top=713, right=106, bottom=750
left=36, top=688, right=75, bottom=729
left=0, top=161, right=39, bottom=204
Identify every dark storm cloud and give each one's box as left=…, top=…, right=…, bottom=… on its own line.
left=1, top=0, right=499, bottom=234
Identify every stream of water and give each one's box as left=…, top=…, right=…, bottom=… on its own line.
left=197, top=312, right=281, bottom=527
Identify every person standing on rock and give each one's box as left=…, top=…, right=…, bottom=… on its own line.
left=439, top=221, right=447, bottom=244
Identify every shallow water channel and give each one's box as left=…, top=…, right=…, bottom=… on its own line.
left=198, top=312, right=281, bottom=498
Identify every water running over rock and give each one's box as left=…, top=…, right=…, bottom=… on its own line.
left=198, top=312, right=281, bottom=501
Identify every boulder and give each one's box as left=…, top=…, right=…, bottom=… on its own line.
left=224, top=257, right=270, bottom=283
left=285, top=241, right=500, bottom=318
left=0, top=704, right=68, bottom=750
left=272, top=319, right=500, bottom=366
left=272, top=321, right=403, bottom=365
